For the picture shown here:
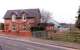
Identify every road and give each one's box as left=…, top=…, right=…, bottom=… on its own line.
left=0, top=36, right=76, bottom=50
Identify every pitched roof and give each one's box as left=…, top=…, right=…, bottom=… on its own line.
left=4, top=9, right=41, bottom=19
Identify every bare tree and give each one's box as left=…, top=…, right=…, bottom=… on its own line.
left=40, top=10, right=51, bottom=23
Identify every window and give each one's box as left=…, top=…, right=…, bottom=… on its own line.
left=12, top=25, right=16, bottom=31
left=22, top=25, right=31, bottom=31
left=23, top=25, right=26, bottom=30
left=12, top=14, right=16, bottom=22
left=5, top=24, right=9, bottom=30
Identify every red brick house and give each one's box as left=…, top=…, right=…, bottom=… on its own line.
left=3, top=9, right=41, bottom=37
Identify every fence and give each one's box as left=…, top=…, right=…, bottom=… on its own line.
left=32, top=27, right=80, bottom=43
left=32, top=31, right=48, bottom=39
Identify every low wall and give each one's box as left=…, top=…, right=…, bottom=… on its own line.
left=0, top=31, right=32, bottom=38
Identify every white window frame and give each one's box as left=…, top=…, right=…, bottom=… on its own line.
left=22, top=25, right=31, bottom=32
left=12, top=14, right=16, bottom=22
left=12, top=25, right=16, bottom=31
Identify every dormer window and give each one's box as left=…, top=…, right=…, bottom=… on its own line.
left=12, top=14, right=16, bottom=22
left=22, top=13, right=26, bottom=21
left=22, top=14, right=26, bottom=20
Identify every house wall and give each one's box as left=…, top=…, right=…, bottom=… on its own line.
left=4, top=17, right=39, bottom=37
left=45, top=25, right=55, bottom=39
left=4, top=19, right=12, bottom=32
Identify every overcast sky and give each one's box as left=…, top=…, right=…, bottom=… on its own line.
left=0, top=0, right=80, bottom=24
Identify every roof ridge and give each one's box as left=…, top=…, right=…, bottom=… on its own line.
left=7, top=8, right=40, bottom=11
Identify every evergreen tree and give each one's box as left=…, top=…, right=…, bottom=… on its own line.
left=75, top=7, right=80, bottom=29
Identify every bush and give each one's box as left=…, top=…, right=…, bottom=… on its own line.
left=0, top=23, right=4, bottom=30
